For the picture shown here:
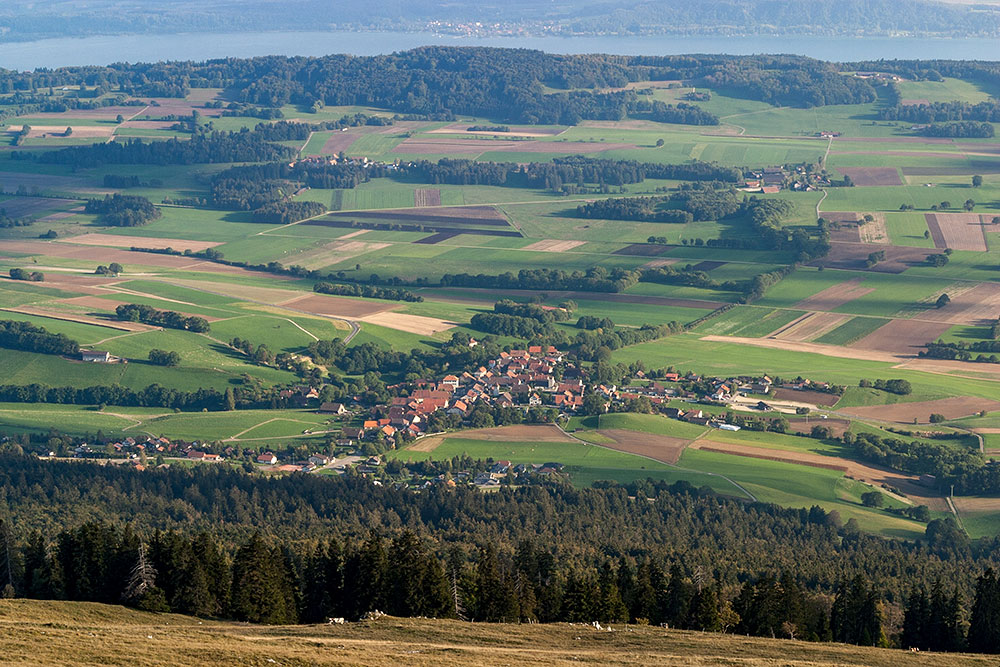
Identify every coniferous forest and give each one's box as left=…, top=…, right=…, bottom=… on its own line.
left=0, top=453, right=998, bottom=652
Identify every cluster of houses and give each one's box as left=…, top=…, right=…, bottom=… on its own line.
left=325, top=345, right=580, bottom=445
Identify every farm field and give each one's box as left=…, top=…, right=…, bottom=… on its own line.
left=3, top=61, right=1000, bottom=543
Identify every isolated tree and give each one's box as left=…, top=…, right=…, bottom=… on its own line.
left=973, top=175, right=983, bottom=187
left=936, top=293, right=951, bottom=308
left=655, top=138, right=665, bottom=147
left=965, top=199, right=976, bottom=211
left=861, top=491, right=884, bottom=508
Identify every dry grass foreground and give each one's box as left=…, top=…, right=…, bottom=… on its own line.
left=0, top=599, right=991, bottom=666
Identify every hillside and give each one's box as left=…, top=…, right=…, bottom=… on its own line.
left=0, top=599, right=988, bottom=666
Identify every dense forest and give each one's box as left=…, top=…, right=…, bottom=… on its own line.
left=0, top=49, right=879, bottom=127
left=0, top=455, right=999, bottom=652
left=83, top=194, right=161, bottom=227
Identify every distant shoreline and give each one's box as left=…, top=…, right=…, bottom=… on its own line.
left=1, top=30, right=1000, bottom=71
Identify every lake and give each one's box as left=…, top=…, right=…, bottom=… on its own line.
left=0, top=30, right=997, bottom=70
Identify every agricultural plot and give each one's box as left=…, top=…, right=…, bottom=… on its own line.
left=814, top=316, right=890, bottom=346
left=793, top=277, right=873, bottom=311
left=849, top=319, right=952, bottom=356
left=840, top=397, right=1000, bottom=424
left=770, top=312, right=852, bottom=342
left=925, top=213, right=988, bottom=252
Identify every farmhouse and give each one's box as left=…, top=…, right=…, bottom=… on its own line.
left=319, top=402, right=348, bottom=415
left=81, top=350, right=111, bottom=363
left=256, top=452, right=278, bottom=465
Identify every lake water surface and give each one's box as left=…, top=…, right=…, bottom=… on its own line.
left=1, top=30, right=997, bottom=70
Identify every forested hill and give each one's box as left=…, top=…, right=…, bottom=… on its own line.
left=2, top=0, right=1000, bottom=40
left=0, top=49, right=876, bottom=123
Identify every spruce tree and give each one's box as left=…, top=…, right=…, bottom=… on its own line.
left=968, top=568, right=1000, bottom=653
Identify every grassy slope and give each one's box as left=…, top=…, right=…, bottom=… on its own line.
left=0, top=599, right=985, bottom=667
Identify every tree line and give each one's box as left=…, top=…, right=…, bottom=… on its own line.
left=0, top=319, right=79, bottom=356
left=115, top=304, right=210, bottom=332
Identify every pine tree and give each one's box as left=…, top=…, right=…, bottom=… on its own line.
left=902, top=586, right=929, bottom=649
left=968, top=568, right=1000, bottom=654
left=664, top=561, right=691, bottom=629
left=596, top=561, right=628, bottom=623
left=230, top=533, right=298, bottom=624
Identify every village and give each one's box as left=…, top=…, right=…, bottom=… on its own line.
left=60, top=342, right=841, bottom=490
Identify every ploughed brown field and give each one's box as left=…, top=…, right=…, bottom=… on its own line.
left=849, top=319, right=952, bottom=356
left=596, top=428, right=691, bottom=465
left=0, top=197, right=78, bottom=218
left=839, top=397, right=1000, bottom=424
left=808, top=242, right=929, bottom=273
left=771, top=388, right=841, bottom=407
left=613, top=243, right=671, bottom=256
left=916, top=282, right=1000, bottom=326
left=835, top=167, right=902, bottom=186
left=793, top=277, right=874, bottom=311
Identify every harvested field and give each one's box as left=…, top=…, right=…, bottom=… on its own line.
left=414, top=232, right=459, bottom=244
left=427, top=124, right=564, bottom=138
left=613, top=243, right=670, bottom=256
left=597, top=428, right=690, bottom=465
left=690, top=439, right=946, bottom=508
left=141, top=98, right=223, bottom=117
left=829, top=225, right=862, bottom=243
left=357, top=311, right=457, bottom=335
left=770, top=312, right=852, bottom=342
left=0, top=306, right=154, bottom=332
left=914, top=282, right=1000, bottom=326
left=0, top=197, right=77, bottom=218
left=414, top=189, right=441, bottom=207
left=859, top=214, right=889, bottom=244
left=793, top=278, right=874, bottom=311
left=521, top=239, right=587, bottom=253
left=925, top=213, right=988, bottom=252
left=771, top=388, right=841, bottom=407
left=849, top=319, right=951, bottom=356
left=953, top=496, right=1000, bottom=513
left=337, top=230, right=370, bottom=240
left=691, top=260, right=727, bottom=271
left=319, top=131, right=360, bottom=155
left=699, top=335, right=900, bottom=362
left=836, top=167, right=902, bottom=186
left=275, top=293, right=393, bottom=318
left=808, top=242, right=929, bottom=273
left=840, top=397, right=1000, bottom=424
left=278, top=240, right=391, bottom=270
left=58, top=233, right=224, bottom=252
left=904, top=165, right=1000, bottom=176
left=643, top=258, right=681, bottom=268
